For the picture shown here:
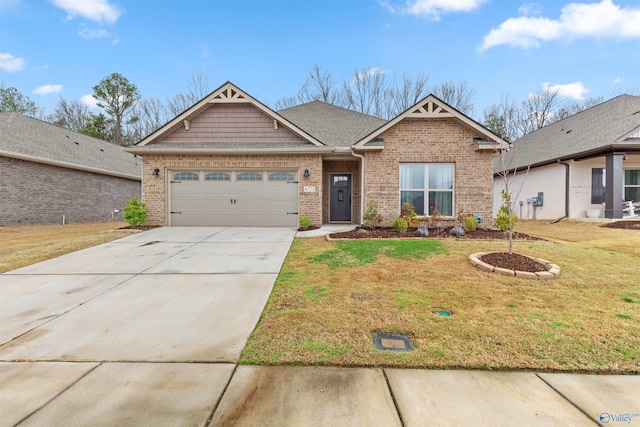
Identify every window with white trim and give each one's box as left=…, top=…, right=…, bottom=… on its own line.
left=625, top=169, right=640, bottom=201
left=173, top=172, right=199, bottom=181
left=400, top=163, right=454, bottom=216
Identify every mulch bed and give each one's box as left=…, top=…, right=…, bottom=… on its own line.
left=118, top=225, right=160, bottom=231
left=480, top=252, right=546, bottom=272
left=600, top=220, right=640, bottom=230
left=329, top=226, right=542, bottom=241
left=298, top=225, right=321, bottom=232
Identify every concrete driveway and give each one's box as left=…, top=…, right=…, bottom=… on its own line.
left=0, top=227, right=295, bottom=425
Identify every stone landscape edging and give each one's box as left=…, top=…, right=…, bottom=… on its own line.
left=468, top=252, right=561, bottom=280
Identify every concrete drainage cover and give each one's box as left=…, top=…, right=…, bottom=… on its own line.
left=373, top=333, right=413, bottom=352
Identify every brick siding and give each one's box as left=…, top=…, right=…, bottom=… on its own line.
left=141, top=153, right=323, bottom=226
left=363, top=118, right=495, bottom=227
left=1, top=156, right=141, bottom=226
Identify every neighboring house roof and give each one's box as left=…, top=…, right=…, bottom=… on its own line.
left=496, top=94, right=640, bottom=172
left=354, top=94, right=509, bottom=151
left=0, top=112, right=141, bottom=180
left=129, top=82, right=331, bottom=154
left=278, top=101, right=387, bottom=147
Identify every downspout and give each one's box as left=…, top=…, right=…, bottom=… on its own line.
left=548, top=160, right=570, bottom=224
left=351, top=148, right=365, bottom=225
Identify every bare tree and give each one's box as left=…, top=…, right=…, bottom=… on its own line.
left=343, top=67, right=387, bottom=118
left=48, top=97, right=90, bottom=132
left=186, top=68, right=211, bottom=101
left=482, top=94, right=519, bottom=142
left=516, top=87, right=562, bottom=136
left=129, top=96, right=172, bottom=141
left=385, top=71, right=430, bottom=118
left=432, top=80, right=476, bottom=116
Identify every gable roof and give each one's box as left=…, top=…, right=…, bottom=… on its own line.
left=497, top=94, right=640, bottom=171
left=129, top=82, right=333, bottom=154
left=278, top=101, right=387, bottom=147
left=0, top=112, right=141, bottom=180
left=354, top=94, right=509, bottom=150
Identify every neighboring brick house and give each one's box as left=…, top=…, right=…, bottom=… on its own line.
left=0, top=113, right=141, bottom=226
left=493, top=95, right=640, bottom=220
left=126, top=82, right=507, bottom=227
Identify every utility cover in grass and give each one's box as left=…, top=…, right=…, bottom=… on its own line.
left=374, top=333, right=413, bottom=352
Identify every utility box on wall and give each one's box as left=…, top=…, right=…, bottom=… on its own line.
left=532, top=192, right=544, bottom=206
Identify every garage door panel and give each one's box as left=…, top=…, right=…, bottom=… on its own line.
left=169, top=171, right=298, bottom=227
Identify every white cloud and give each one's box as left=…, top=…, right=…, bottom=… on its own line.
left=480, top=0, right=640, bottom=51
left=613, top=76, right=624, bottom=83
left=0, top=52, right=25, bottom=72
left=78, top=25, right=111, bottom=39
left=542, top=81, right=589, bottom=100
left=33, top=84, right=63, bottom=95
left=81, top=94, right=98, bottom=108
left=51, top=0, right=122, bottom=24
left=518, top=3, right=543, bottom=16
left=383, top=0, right=487, bottom=20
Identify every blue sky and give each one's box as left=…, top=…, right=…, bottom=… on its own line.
left=1, top=0, right=639, bottom=120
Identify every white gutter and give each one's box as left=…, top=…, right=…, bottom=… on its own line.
left=0, top=149, right=141, bottom=181
left=351, top=147, right=365, bottom=225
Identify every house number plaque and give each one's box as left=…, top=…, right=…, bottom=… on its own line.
left=303, top=186, right=316, bottom=193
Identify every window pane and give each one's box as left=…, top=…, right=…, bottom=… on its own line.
left=269, top=172, right=295, bottom=181
left=236, top=172, right=262, bottom=181
left=333, top=175, right=349, bottom=187
left=400, top=164, right=424, bottom=189
left=591, top=168, right=605, bottom=204
left=401, top=191, right=425, bottom=215
left=174, top=172, right=199, bottom=181
left=428, top=164, right=453, bottom=190
left=625, top=170, right=640, bottom=186
left=205, top=172, right=230, bottom=181
left=429, top=191, right=452, bottom=216
left=625, top=187, right=640, bottom=202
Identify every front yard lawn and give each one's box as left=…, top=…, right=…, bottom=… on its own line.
left=241, top=221, right=640, bottom=373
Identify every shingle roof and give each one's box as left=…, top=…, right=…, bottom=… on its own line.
left=498, top=95, right=640, bottom=171
left=0, top=112, right=141, bottom=179
left=278, top=101, right=387, bottom=147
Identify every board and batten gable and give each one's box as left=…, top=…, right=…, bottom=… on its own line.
left=363, top=117, right=497, bottom=226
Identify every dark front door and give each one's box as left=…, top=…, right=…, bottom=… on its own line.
left=330, top=174, right=351, bottom=222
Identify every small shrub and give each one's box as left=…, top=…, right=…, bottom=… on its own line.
left=299, top=216, right=311, bottom=230
left=393, top=218, right=408, bottom=233
left=400, top=202, right=419, bottom=228
left=450, top=226, right=465, bottom=237
left=123, top=197, right=147, bottom=226
left=462, top=216, right=478, bottom=232
left=363, top=200, right=382, bottom=228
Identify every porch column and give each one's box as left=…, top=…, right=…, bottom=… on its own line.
left=604, top=153, right=624, bottom=218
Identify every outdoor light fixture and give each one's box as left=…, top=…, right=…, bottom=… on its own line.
left=303, top=169, right=310, bottom=177
left=152, top=167, right=160, bottom=176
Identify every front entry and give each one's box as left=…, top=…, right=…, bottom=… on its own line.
left=329, top=173, right=352, bottom=222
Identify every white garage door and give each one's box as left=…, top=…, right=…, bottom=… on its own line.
left=169, top=170, right=299, bottom=227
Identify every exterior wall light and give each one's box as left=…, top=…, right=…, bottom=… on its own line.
left=152, top=167, right=160, bottom=176
left=303, top=169, right=310, bottom=177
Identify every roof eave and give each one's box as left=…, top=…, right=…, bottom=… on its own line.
left=0, top=149, right=141, bottom=181
left=124, top=147, right=336, bottom=156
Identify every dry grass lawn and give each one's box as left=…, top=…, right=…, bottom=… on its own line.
left=241, top=220, right=640, bottom=373
left=0, top=222, right=131, bottom=273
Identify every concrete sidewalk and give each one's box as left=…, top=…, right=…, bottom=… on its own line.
left=1, top=227, right=638, bottom=426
